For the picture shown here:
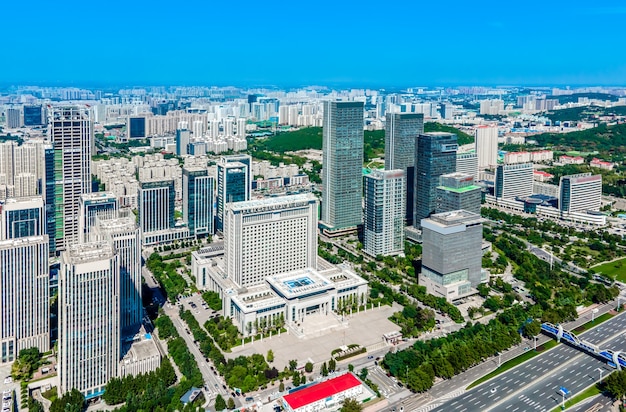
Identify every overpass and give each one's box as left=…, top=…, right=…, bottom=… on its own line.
left=541, top=322, right=626, bottom=369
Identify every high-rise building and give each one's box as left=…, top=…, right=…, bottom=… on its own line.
left=59, top=242, right=120, bottom=398
left=495, top=163, right=533, bottom=199
left=414, top=132, right=458, bottom=227
left=456, top=152, right=479, bottom=181
left=127, top=116, right=147, bottom=139
left=237, top=118, right=247, bottom=138
left=50, top=106, right=93, bottom=250
left=44, top=145, right=56, bottom=254
left=78, top=192, right=118, bottom=242
left=6, top=108, right=22, bottom=129
left=216, top=156, right=250, bottom=232
left=23, top=105, right=45, bottom=127
left=420, top=210, right=484, bottom=302
left=94, top=214, right=142, bottom=334
left=0, top=236, right=49, bottom=363
left=138, top=179, right=175, bottom=234
left=175, top=121, right=190, bottom=156
left=475, top=126, right=498, bottom=169
left=385, top=113, right=424, bottom=226
left=321, top=101, right=364, bottom=233
left=363, top=169, right=405, bottom=257
left=183, top=167, right=214, bottom=236
left=225, top=194, right=318, bottom=288
left=559, top=173, right=602, bottom=214
left=0, top=140, right=47, bottom=200
left=0, top=197, right=45, bottom=240
left=435, top=172, right=482, bottom=215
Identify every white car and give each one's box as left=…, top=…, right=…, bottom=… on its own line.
left=2, top=377, right=11, bottom=384
left=490, top=388, right=497, bottom=394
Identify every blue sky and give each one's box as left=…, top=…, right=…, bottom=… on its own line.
left=2, top=0, right=625, bottom=87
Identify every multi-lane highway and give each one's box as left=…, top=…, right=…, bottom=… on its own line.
left=432, top=312, right=626, bottom=411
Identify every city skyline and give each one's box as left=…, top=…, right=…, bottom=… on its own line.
left=2, top=1, right=626, bottom=87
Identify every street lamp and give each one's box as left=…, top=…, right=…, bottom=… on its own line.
left=597, top=367, right=604, bottom=383
left=533, top=336, right=538, bottom=351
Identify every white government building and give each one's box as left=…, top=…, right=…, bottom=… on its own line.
left=193, top=194, right=368, bottom=336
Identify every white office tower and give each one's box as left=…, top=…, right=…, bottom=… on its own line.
left=50, top=106, right=93, bottom=250
left=495, top=163, right=533, bottom=199
left=0, top=236, right=49, bottom=364
left=456, top=152, right=479, bottom=181
left=192, top=120, right=204, bottom=137
left=94, top=214, right=142, bottom=333
left=237, top=118, right=247, bottom=138
left=224, top=118, right=234, bottom=137
left=225, top=194, right=318, bottom=288
left=78, top=192, right=118, bottom=242
left=210, top=119, right=219, bottom=139
left=363, top=170, right=406, bottom=257
left=475, top=126, right=498, bottom=169
left=0, top=197, right=45, bottom=240
left=59, top=242, right=120, bottom=398
left=559, top=173, right=602, bottom=214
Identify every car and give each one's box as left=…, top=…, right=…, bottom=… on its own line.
left=245, top=397, right=254, bottom=402
left=367, top=355, right=374, bottom=359
left=222, top=385, right=227, bottom=390
left=215, top=384, right=219, bottom=389
left=2, top=377, right=11, bottom=384
left=490, top=388, right=497, bottom=394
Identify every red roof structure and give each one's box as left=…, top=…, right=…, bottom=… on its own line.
left=283, top=373, right=361, bottom=410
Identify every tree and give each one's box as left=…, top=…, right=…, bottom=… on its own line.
left=215, top=394, right=226, bottom=411
left=328, top=358, right=336, bottom=372
left=292, top=372, right=301, bottom=386
left=321, top=362, right=328, bottom=377
left=348, top=364, right=354, bottom=372
left=288, top=359, right=297, bottom=371
left=227, top=397, right=236, bottom=410
left=523, top=320, right=541, bottom=339
left=267, top=350, right=274, bottom=363
left=11, top=347, right=41, bottom=380
left=50, top=389, right=85, bottom=412
left=279, top=381, right=285, bottom=392
left=604, top=369, right=626, bottom=403
left=359, top=368, right=368, bottom=381
left=305, top=362, right=313, bottom=373
left=340, top=397, right=363, bottom=412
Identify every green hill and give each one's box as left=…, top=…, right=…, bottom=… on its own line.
left=544, top=105, right=626, bottom=123
left=533, top=123, right=626, bottom=160
left=250, top=122, right=473, bottom=154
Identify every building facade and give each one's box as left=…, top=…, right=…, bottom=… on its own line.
left=225, top=194, right=318, bottom=288
left=183, top=167, right=214, bottom=236
left=78, top=192, right=118, bottom=242
left=475, top=125, right=498, bottom=169
left=94, top=215, right=142, bottom=334
left=420, top=210, right=485, bottom=302
left=435, top=173, right=481, bottom=215
left=384, top=112, right=423, bottom=225
left=321, top=101, right=364, bottom=233
left=0, top=236, right=49, bottom=364
left=58, top=242, right=120, bottom=398
left=456, top=152, right=479, bottom=181
left=495, top=163, right=533, bottom=199
left=138, top=179, right=175, bottom=233
left=559, top=173, right=602, bottom=214
left=50, top=106, right=93, bottom=250
left=216, top=157, right=250, bottom=231
left=363, top=169, right=405, bottom=257
left=414, top=132, right=458, bottom=227
left=0, top=197, right=45, bottom=240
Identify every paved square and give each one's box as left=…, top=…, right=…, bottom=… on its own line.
left=227, top=303, right=403, bottom=371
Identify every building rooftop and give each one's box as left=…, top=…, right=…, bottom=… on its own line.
left=266, top=268, right=334, bottom=299
left=427, top=210, right=483, bottom=227
left=437, top=184, right=481, bottom=194
left=283, top=373, right=361, bottom=410
left=228, top=193, right=316, bottom=213
left=96, top=216, right=137, bottom=233
left=66, top=241, right=115, bottom=264
left=80, top=192, right=117, bottom=201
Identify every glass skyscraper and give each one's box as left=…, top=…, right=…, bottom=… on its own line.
left=321, top=101, right=364, bottom=232
left=385, top=112, right=424, bottom=226
left=414, top=132, right=458, bottom=227
left=138, top=179, right=175, bottom=233
left=216, top=157, right=250, bottom=232
left=183, top=167, right=214, bottom=236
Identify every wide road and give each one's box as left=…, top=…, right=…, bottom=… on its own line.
left=432, top=312, right=626, bottom=412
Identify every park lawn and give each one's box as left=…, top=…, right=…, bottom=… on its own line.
left=592, top=257, right=626, bottom=282
left=548, top=383, right=602, bottom=412
left=467, top=340, right=559, bottom=389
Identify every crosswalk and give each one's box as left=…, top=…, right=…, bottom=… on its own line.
left=410, top=388, right=465, bottom=412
